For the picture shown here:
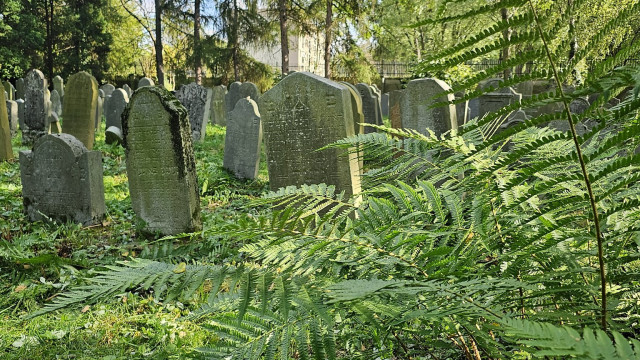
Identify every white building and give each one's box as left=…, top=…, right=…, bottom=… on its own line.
left=245, top=32, right=325, bottom=75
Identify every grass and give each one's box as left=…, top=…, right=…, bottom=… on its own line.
left=0, top=119, right=270, bottom=359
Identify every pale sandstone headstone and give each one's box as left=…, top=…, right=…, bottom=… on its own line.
left=356, top=83, right=382, bottom=134
left=258, top=72, right=361, bottom=197
left=105, top=89, right=129, bottom=131
left=19, top=133, right=105, bottom=225
left=6, top=100, right=18, bottom=137
left=340, top=82, right=365, bottom=135
left=223, top=97, right=262, bottom=179
left=175, top=82, right=212, bottom=142
left=225, top=82, right=260, bottom=117
left=23, top=69, right=48, bottom=145
left=123, top=84, right=133, bottom=98
left=16, top=78, right=25, bottom=100
left=137, top=77, right=154, bottom=88
left=401, top=78, right=457, bottom=136
left=455, top=91, right=469, bottom=127
left=122, top=86, right=201, bottom=235
left=53, top=75, right=64, bottom=98
left=211, top=85, right=227, bottom=126
left=62, top=71, right=98, bottom=149
left=0, top=90, right=12, bottom=160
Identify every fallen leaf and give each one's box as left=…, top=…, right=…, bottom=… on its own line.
left=14, top=285, right=27, bottom=292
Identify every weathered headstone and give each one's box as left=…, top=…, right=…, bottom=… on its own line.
left=19, top=133, right=105, bottom=225
left=175, top=82, right=212, bottom=142
left=225, top=82, right=260, bottom=116
left=15, top=78, right=25, bottom=100
left=6, top=100, right=18, bottom=137
left=50, top=89, right=62, bottom=117
left=389, top=90, right=404, bottom=129
left=122, top=86, right=201, bottom=235
left=223, top=97, right=262, bottom=179
left=16, top=99, right=25, bottom=131
left=370, top=85, right=384, bottom=124
left=0, top=90, right=12, bottom=160
left=211, top=85, right=227, bottom=126
left=4, top=81, right=15, bottom=100
left=381, top=93, right=389, bottom=118
left=123, top=84, right=133, bottom=98
left=105, top=89, right=129, bottom=131
left=105, top=126, right=123, bottom=145
left=455, top=91, right=469, bottom=127
left=62, top=71, right=99, bottom=149
left=477, top=86, right=522, bottom=120
left=100, top=84, right=115, bottom=98
left=95, top=89, right=104, bottom=131
left=23, top=69, right=49, bottom=145
left=53, top=75, right=64, bottom=98
left=340, top=82, right=365, bottom=135
left=258, top=72, right=361, bottom=197
left=401, top=78, right=458, bottom=136
left=137, top=77, right=154, bottom=88
left=356, top=83, right=382, bottom=134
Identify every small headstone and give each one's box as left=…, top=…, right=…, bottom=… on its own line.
left=211, top=85, right=227, bottom=126
left=122, top=86, right=201, bottom=235
left=389, top=90, right=404, bottom=129
left=50, top=89, right=62, bottom=117
left=53, top=75, right=64, bottom=98
left=19, top=133, right=105, bottom=225
left=16, top=78, right=25, bottom=100
left=23, top=69, right=49, bottom=145
left=175, top=82, right=212, bottom=142
left=137, top=77, right=154, bottom=88
left=223, top=97, right=262, bottom=179
left=123, top=84, right=133, bottom=98
left=381, top=93, right=389, bottom=118
left=401, top=78, right=458, bottom=136
left=62, top=71, right=99, bottom=149
left=105, top=126, right=123, bottom=145
left=16, top=99, right=25, bottom=131
left=356, top=83, right=382, bottom=134
left=516, top=81, right=534, bottom=99
left=4, top=81, right=15, bottom=100
left=6, top=100, right=18, bottom=137
left=0, top=90, right=12, bottom=161
left=258, top=72, right=361, bottom=197
left=95, top=89, right=104, bottom=131
left=225, top=82, right=260, bottom=117
left=105, top=89, right=129, bottom=131
left=570, top=98, right=590, bottom=115
left=100, top=84, right=115, bottom=98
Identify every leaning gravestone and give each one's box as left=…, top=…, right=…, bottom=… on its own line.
left=137, top=77, right=154, bottom=88
left=19, top=133, right=105, bottom=225
left=50, top=89, right=62, bottom=117
left=23, top=69, right=49, bottom=145
left=211, top=85, right=227, bottom=126
left=0, top=90, right=12, bottom=161
left=258, top=72, right=361, bottom=197
left=401, top=78, right=458, bottom=137
left=389, top=90, right=404, bottom=129
left=105, top=89, right=128, bottom=131
left=62, top=71, right=99, bottom=149
left=4, top=81, right=15, bottom=100
left=225, top=82, right=260, bottom=116
left=6, top=100, right=18, bottom=137
left=123, top=84, right=133, bottom=98
left=223, top=97, right=262, bottom=179
left=53, top=75, right=64, bottom=98
left=122, top=86, right=201, bottom=235
left=175, top=82, right=212, bottom=142
left=356, top=83, right=382, bottom=134
left=16, top=78, right=25, bottom=100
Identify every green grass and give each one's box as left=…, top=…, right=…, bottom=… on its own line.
left=1, top=120, right=269, bottom=359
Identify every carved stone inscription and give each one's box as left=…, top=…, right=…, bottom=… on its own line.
left=258, top=72, right=361, bottom=197
left=123, top=86, right=201, bottom=235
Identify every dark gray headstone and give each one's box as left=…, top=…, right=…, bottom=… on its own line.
left=258, top=72, right=361, bottom=197
left=122, top=86, right=201, bottom=235
left=137, top=77, right=154, bottom=88
left=100, top=84, right=115, bottom=98
left=23, top=69, right=48, bottom=145
left=211, top=85, right=227, bottom=126
left=50, top=89, right=62, bottom=117
left=225, top=82, right=260, bottom=117
left=401, top=78, right=458, bottom=136
left=356, top=83, right=382, bottom=134
left=105, top=126, right=123, bottom=145
left=6, top=100, right=18, bottom=137
left=223, top=97, right=262, bottom=179
left=16, top=99, right=25, bottom=131
left=16, top=78, right=25, bottom=100
left=19, top=133, right=105, bottom=225
left=478, top=87, right=522, bottom=120
left=175, top=82, right=212, bottom=142
left=381, top=93, right=389, bottom=118
left=105, top=89, right=129, bottom=130
left=62, top=71, right=99, bottom=149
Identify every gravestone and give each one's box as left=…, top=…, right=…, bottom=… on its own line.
left=477, top=86, right=522, bottom=120
left=225, top=82, right=260, bottom=116
left=516, top=81, right=534, bottom=99
left=16, top=78, right=25, bottom=100
left=6, top=100, right=18, bottom=137
left=0, top=90, right=12, bottom=161
left=4, top=81, right=15, bottom=100
left=137, top=77, right=154, bottom=88
left=548, top=98, right=592, bottom=134
left=123, top=84, right=133, bottom=98
left=370, top=85, right=384, bottom=124
left=381, top=93, right=389, bottom=118
left=356, top=83, right=382, bottom=134
left=258, top=72, right=361, bottom=197
left=62, top=71, right=99, bottom=149
left=223, top=97, right=262, bottom=179
left=340, top=82, right=365, bottom=135
left=19, top=133, right=105, bottom=225
left=23, top=69, right=49, bottom=145
left=175, top=82, right=212, bottom=142
left=50, top=89, right=62, bottom=117
left=105, top=89, right=129, bottom=131
left=122, top=86, right=201, bottom=235
left=455, top=91, right=469, bottom=127
left=389, top=90, right=404, bottom=129
left=401, top=78, right=458, bottom=136
left=16, top=99, right=25, bottom=131
left=45, top=89, right=61, bottom=134
left=53, top=75, right=64, bottom=98
left=100, top=84, right=115, bottom=98
left=105, top=126, right=123, bottom=145
left=95, top=89, right=104, bottom=131
left=211, top=85, right=227, bottom=126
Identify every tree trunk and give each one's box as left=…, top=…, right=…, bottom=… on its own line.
left=231, top=0, right=240, bottom=81
left=501, top=7, right=512, bottom=80
left=45, top=0, right=54, bottom=81
left=155, top=0, right=165, bottom=86
left=194, top=0, right=202, bottom=84
left=278, top=0, right=289, bottom=75
left=324, top=0, right=332, bottom=79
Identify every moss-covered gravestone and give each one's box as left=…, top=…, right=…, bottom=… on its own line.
left=258, top=72, right=361, bottom=197
left=0, top=89, right=12, bottom=161
left=175, top=82, right=212, bottom=142
left=23, top=69, right=48, bottom=146
left=401, top=78, right=457, bottom=137
left=223, top=97, right=262, bottom=179
left=62, top=71, right=99, bottom=149
left=19, top=133, right=105, bottom=225
left=122, top=86, right=201, bottom=235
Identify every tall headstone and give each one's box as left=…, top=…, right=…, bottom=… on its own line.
left=356, top=83, right=382, bottom=134
left=19, top=134, right=105, bottom=225
left=23, top=69, right=48, bottom=145
left=389, top=90, right=404, bottom=129
left=15, top=78, right=25, bottom=100
left=16, top=99, right=25, bottom=131
left=6, top=100, right=18, bottom=137
left=0, top=90, right=12, bottom=161
left=455, top=91, right=469, bottom=127
left=175, top=82, right=212, bottom=142
left=100, top=84, right=115, bottom=98
left=340, top=82, right=365, bottom=135
left=95, top=89, right=104, bottom=131
left=401, top=78, right=458, bottom=136
left=223, top=97, right=262, bottom=179
left=381, top=93, right=389, bottom=118
left=50, top=89, right=62, bottom=117
left=105, top=89, right=129, bottom=131
left=53, top=75, right=64, bottom=98
left=211, top=85, right=227, bottom=126
left=225, top=82, right=260, bottom=116
left=123, top=84, right=133, bottom=98
left=62, top=71, right=99, bottom=149
left=258, top=72, right=361, bottom=197
left=122, top=86, right=201, bottom=235
left=370, top=85, right=384, bottom=125
left=137, top=77, right=154, bottom=88
left=4, top=81, right=15, bottom=101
